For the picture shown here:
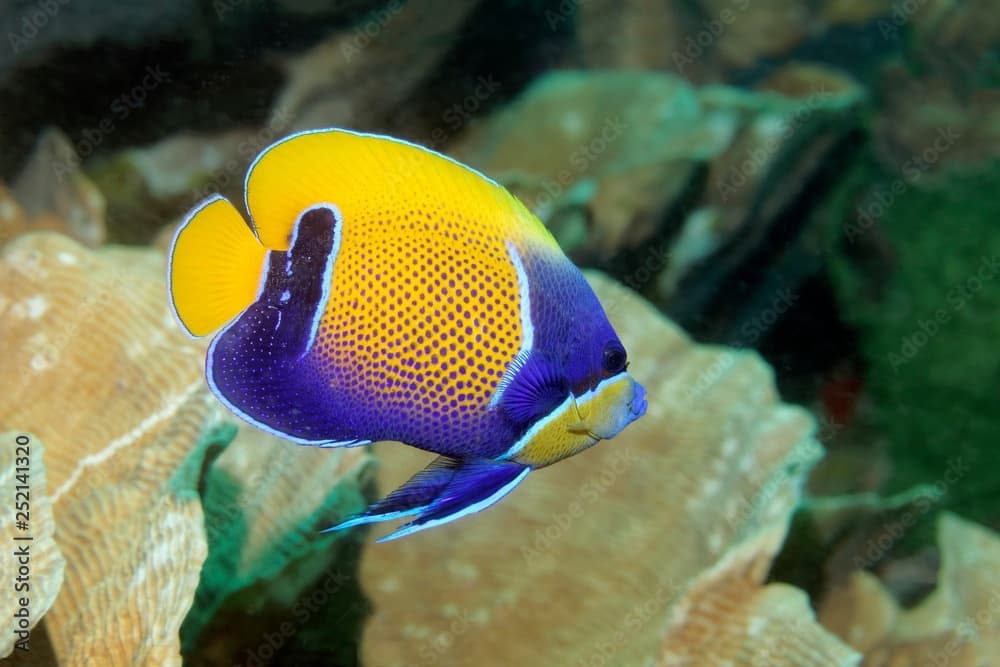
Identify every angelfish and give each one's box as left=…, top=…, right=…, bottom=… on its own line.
left=168, top=128, right=647, bottom=541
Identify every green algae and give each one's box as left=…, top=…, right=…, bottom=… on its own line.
left=170, top=422, right=375, bottom=664
left=827, top=158, right=1000, bottom=529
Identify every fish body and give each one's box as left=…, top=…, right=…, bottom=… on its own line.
left=169, top=129, right=646, bottom=540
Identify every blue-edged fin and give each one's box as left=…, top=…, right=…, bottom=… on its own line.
left=323, top=457, right=530, bottom=541
left=168, top=195, right=267, bottom=337
left=498, top=353, right=569, bottom=425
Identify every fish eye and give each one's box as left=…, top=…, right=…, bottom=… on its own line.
left=602, top=342, right=627, bottom=374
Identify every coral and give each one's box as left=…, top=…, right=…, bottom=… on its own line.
left=5, top=129, right=105, bottom=248
left=820, top=513, right=1000, bottom=666
left=271, top=0, right=482, bottom=132
left=453, top=70, right=734, bottom=261
left=874, top=64, right=1000, bottom=177
left=452, top=68, right=864, bottom=339
left=85, top=129, right=261, bottom=245
left=182, top=424, right=373, bottom=663
left=0, top=433, right=64, bottom=659
left=0, top=232, right=224, bottom=666
left=699, top=0, right=814, bottom=69
left=658, top=526, right=859, bottom=666
left=357, top=272, right=856, bottom=666
left=577, top=0, right=687, bottom=72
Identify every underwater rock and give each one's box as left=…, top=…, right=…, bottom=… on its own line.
left=9, top=128, right=105, bottom=248
left=874, top=64, right=1000, bottom=178
left=85, top=129, right=265, bottom=245
left=357, top=272, right=855, bottom=666
left=452, top=66, right=864, bottom=342
left=664, top=63, right=864, bottom=337
left=453, top=70, right=735, bottom=262
left=819, top=513, right=1000, bottom=666
left=576, top=0, right=687, bottom=73
left=658, top=525, right=859, bottom=666
left=271, top=0, right=481, bottom=132
left=0, top=433, right=64, bottom=660
left=909, top=0, right=1000, bottom=85
left=182, top=423, right=373, bottom=663
left=0, top=232, right=223, bottom=666
left=699, top=0, right=813, bottom=69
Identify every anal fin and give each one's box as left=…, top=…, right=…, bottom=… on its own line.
left=323, top=456, right=530, bottom=541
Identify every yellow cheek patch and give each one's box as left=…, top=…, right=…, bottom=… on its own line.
left=506, top=374, right=638, bottom=468
left=507, top=394, right=600, bottom=468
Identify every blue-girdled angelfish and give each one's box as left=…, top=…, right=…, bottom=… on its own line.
left=168, top=129, right=647, bottom=541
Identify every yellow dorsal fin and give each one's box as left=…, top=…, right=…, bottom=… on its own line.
left=243, top=128, right=560, bottom=251
left=168, top=195, right=267, bottom=337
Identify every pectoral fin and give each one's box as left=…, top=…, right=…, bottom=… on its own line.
left=324, top=456, right=529, bottom=541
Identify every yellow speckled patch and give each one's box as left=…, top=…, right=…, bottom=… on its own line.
left=245, top=130, right=561, bottom=422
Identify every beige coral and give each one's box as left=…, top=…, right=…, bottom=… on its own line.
left=820, top=513, right=1000, bottom=667
left=0, top=232, right=220, bottom=666
left=0, top=433, right=64, bottom=659
left=358, top=272, right=858, bottom=666
left=10, top=129, right=106, bottom=248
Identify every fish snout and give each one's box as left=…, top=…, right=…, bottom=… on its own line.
left=587, top=374, right=647, bottom=440
left=629, top=381, right=648, bottom=418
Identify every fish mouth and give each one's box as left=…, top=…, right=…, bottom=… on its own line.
left=629, top=382, right=648, bottom=418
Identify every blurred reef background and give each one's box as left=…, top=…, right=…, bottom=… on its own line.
left=1, top=1, right=999, bottom=665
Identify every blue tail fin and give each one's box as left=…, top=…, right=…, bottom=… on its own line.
left=323, top=457, right=529, bottom=541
